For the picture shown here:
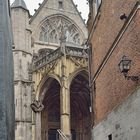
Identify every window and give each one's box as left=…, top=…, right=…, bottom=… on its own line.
left=108, top=134, right=112, bottom=140
left=59, top=1, right=63, bottom=9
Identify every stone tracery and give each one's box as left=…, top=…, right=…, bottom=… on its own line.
left=39, top=16, right=82, bottom=45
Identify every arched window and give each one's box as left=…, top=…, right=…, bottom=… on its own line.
left=39, top=16, right=82, bottom=45
left=39, top=31, right=44, bottom=41
left=44, top=32, right=48, bottom=42
left=58, top=1, right=63, bottom=9
left=49, top=30, right=58, bottom=43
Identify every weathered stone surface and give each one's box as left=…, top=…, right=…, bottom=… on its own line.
left=0, top=0, right=15, bottom=140
left=11, top=0, right=32, bottom=139
left=11, top=0, right=89, bottom=140
left=92, top=87, right=140, bottom=140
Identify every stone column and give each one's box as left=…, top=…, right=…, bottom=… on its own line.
left=0, top=0, right=15, bottom=140
left=60, top=56, right=71, bottom=140
left=30, top=100, right=44, bottom=140
left=35, top=113, right=42, bottom=140
left=59, top=26, right=71, bottom=140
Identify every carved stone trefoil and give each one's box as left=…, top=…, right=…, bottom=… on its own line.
left=30, top=100, right=44, bottom=113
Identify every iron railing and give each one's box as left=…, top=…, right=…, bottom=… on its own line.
left=57, top=129, right=69, bottom=140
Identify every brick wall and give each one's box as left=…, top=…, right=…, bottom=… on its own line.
left=92, top=87, right=140, bottom=139
left=88, top=0, right=140, bottom=124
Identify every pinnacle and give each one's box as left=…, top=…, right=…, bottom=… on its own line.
left=11, top=0, right=28, bottom=10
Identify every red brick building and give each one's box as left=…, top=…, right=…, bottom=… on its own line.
left=87, top=0, right=140, bottom=139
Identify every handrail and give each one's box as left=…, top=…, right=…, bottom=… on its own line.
left=57, top=129, right=69, bottom=140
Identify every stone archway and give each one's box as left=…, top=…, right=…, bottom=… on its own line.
left=41, top=77, right=61, bottom=140
left=70, top=71, right=91, bottom=140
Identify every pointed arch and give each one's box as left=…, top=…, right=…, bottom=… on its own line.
left=37, top=14, right=86, bottom=45
left=68, top=68, right=89, bottom=88
left=69, top=68, right=91, bottom=140
left=35, top=74, right=61, bottom=101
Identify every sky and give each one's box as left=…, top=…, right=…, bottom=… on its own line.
left=10, top=0, right=89, bottom=21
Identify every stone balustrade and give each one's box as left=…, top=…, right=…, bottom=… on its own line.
left=33, top=46, right=88, bottom=70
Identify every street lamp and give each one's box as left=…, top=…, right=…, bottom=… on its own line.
left=118, top=55, right=139, bottom=81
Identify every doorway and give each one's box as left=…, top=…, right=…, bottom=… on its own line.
left=41, top=77, right=60, bottom=140
left=48, top=129, right=59, bottom=140
left=70, top=71, right=91, bottom=140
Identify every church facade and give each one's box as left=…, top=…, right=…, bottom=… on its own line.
left=11, top=0, right=91, bottom=140
left=10, top=0, right=140, bottom=139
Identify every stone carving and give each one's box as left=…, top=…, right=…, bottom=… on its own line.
left=32, top=46, right=88, bottom=70
left=38, top=48, right=53, bottom=57
left=33, top=48, right=61, bottom=70
left=39, top=16, right=82, bottom=45
left=66, top=46, right=88, bottom=58
left=69, top=56, right=88, bottom=67
left=30, top=100, right=44, bottom=113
